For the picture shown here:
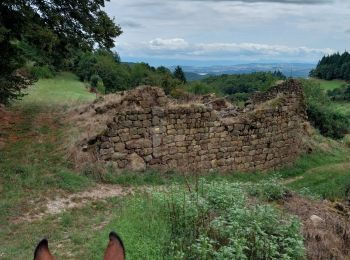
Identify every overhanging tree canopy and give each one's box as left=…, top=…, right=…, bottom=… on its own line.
left=0, top=0, right=122, bottom=104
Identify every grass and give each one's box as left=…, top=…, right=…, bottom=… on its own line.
left=0, top=198, right=122, bottom=259
left=289, top=162, right=350, bottom=200
left=85, top=196, right=170, bottom=259
left=331, top=101, right=350, bottom=116
left=312, top=78, right=350, bottom=117
left=21, top=72, right=95, bottom=106
left=0, top=73, right=96, bottom=226
left=1, top=72, right=350, bottom=258
left=313, top=78, right=347, bottom=91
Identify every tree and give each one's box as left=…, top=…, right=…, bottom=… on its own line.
left=173, top=66, right=187, bottom=83
left=311, top=51, right=350, bottom=81
left=0, top=0, right=122, bottom=104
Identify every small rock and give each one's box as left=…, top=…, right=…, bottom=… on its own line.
left=310, top=215, right=324, bottom=226
left=127, top=153, right=146, bottom=171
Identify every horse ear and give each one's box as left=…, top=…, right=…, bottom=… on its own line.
left=34, top=239, right=54, bottom=260
left=104, top=231, right=125, bottom=260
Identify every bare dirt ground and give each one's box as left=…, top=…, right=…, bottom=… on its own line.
left=13, top=184, right=135, bottom=223
left=283, top=193, right=350, bottom=260
left=0, top=107, right=22, bottom=148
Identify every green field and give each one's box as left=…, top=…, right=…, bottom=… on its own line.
left=21, top=72, right=95, bottom=106
left=1, top=73, right=350, bottom=259
left=313, top=78, right=347, bottom=91
left=311, top=78, right=350, bottom=117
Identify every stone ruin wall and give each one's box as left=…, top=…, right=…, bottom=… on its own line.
left=86, top=80, right=307, bottom=172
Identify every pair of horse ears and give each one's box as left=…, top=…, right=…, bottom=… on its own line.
left=34, top=231, right=125, bottom=260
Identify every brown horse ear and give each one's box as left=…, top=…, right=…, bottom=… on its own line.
left=34, top=239, right=54, bottom=260
left=104, top=231, right=125, bottom=260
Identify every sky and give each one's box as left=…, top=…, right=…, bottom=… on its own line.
left=105, top=0, right=350, bottom=66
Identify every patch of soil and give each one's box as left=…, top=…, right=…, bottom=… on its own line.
left=283, top=193, right=350, bottom=260
left=0, top=107, right=23, bottom=146
left=14, top=184, right=133, bottom=223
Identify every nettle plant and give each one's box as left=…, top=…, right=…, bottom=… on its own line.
left=154, top=180, right=305, bottom=260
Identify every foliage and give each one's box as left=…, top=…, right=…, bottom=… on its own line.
left=30, top=65, right=54, bottom=79
left=307, top=103, right=349, bottom=139
left=173, top=65, right=187, bottom=83
left=186, top=81, right=218, bottom=95
left=155, top=180, right=305, bottom=259
left=2, top=73, right=350, bottom=259
left=310, top=51, right=350, bottom=81
left=0, top=74, right=34, bottom=105
left=198, top=71, right=285, bottom=102
left=301, top=79, right=349, bottom=139
left=246, top=175, right=288, bottom=201
left=327, top=84, right=350, bottom=101
left=0, top=0, right=121, bottom=104
left=74, top=52, right=182, bottom=94
left=90, top=74, right=101, bottom=89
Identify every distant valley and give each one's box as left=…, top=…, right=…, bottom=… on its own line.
left=169, top=63, right=316, bottom=81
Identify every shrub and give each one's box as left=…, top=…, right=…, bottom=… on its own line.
left=30, top=65, right=54, bottom=78
left=90, top=74, right=101, bottom=88
left=246, top=175, right=288, bottom=201
left=301, top=79, right=349, bottom=139
left=327, top=84, right=350, bottom=101
left=307, top=103, right=349, bottom=139
left=186, top=82, right=217, bottom=95
left=154, top=180, right=305, bottom=259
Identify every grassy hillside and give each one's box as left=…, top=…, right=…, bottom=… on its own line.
left=0, top=73, right=349, bottom=259
left=312, top=78, right=350, bottom=117
left=314, top=78, right=347, bottom=91
left=21, top=72, right=95, bottom=106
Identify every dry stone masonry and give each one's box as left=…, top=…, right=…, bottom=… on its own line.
left=81, top=80, right=307, bottom=172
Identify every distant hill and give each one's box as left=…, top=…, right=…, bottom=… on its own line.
left=184, top=72, right=211, bottom=81
left=170, top=63, right=315, bottom=81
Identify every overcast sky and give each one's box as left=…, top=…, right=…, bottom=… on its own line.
left=105, top=0, right=350, bottom=66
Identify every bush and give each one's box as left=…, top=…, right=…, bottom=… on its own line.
left=307, top=103, right=349, bottom=139
left=30, top=65, right=54, bottom=79
left=327, top=84, right=350, bottom=101
left=246, top=175, right=288, bottom=201
left=301, top=79, right=349, bottom=139
left=155, top=180, right=305, bottom=259
left=186, top=82, right=217, bottom=95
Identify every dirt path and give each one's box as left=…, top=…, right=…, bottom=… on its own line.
left=14, top=184, right=135, bottom=223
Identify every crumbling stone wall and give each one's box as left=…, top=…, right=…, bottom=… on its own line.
left=84, top=80, right=307, bottom=172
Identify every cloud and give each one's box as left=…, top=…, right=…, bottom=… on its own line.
left=117, top=38, right=335, bottom=62
left=149, top=38, right=189, bottom=50
left=125, top=0, right=333, bottom=5
left=184, top=0, right=332, bottom=3
left=106, top=0, right=349, bottom=64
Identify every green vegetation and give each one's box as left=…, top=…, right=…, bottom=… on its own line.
left=21, top=72, right=95, bottom=105
left=1, top=73, right=350, bottom=259
left=186, top=71, right=286, bottom=102
left=173, top=65, right=187, bottom=83
left=0, top=76, right=95, bottom=226
left=301, top=79, right=350, bottom=139
left=310, top=51, right=350, bottom=81
left=327, top=84, right=350, bottom=102
left=314, top=78, right=347, bottom=91
left=0, top=0, right=121, bottom=105
left=74, top=51, right=183, bottom=94
left=154, top=180, right=304, bottom=259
